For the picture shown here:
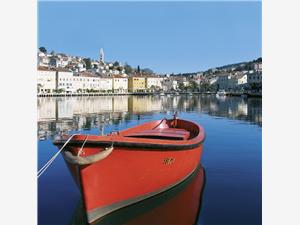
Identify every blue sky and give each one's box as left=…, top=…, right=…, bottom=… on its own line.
left=38, top=1, right=261, bottom=74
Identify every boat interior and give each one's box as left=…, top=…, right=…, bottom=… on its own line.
left=122, top=119, right=199, bottom=141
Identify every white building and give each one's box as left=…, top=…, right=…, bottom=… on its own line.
left=37, top=67, right=56, bottom=93
left=57, top=68, right=74, bottom=93
left=162, top=78, right=178, bottom=91
left=237, top=74, right=248, bottom=85
left=209, top=76, right=218, bottom=85
left=112, top=75, right=128, bottom=93
left=38, top=55, right=50, bottom=67
left=99, top=76, right=113, bottom=92
left=145, top=76, right=163, bottom=90
left=217, top=74, right=237, bottom=90
left=72, top=72, right=101, bottom=92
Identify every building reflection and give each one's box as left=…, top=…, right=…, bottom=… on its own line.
left=37, top=95, right=262, bottom=140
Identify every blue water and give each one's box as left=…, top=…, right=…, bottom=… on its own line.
left=38, top=95, right=261, bottom=225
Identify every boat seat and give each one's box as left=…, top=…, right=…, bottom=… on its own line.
left=125, top=128, right=190, bottom=140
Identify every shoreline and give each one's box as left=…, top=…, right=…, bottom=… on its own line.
left=37, top=91, right=261, bottom=98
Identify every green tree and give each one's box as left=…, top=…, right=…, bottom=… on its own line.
left=178, top=82, right=185, bottom=91
left=39, top=47, right=47, bottom=53
left=113, top=61, right=120, bottom=67
left=200, top=82, right=210, bottom=92
left=117, top=66, right=123, bottom=72
left=137, top=65, right=141, bottom=74
left=189, top=80, right=198, bottom=91
left=83, top=58, right=92, bottom=69
left=142, top=68, right=153, bottom=74
left=124, top=63, right=133, bottom=74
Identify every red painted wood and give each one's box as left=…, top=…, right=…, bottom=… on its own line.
left=55, top=118, right=205, bottom=222
left=123, top=166, right=205, bottom=225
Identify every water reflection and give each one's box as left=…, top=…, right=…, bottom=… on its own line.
left=70, top=165, right=205, bottom=225
left=37, top=95, right=261, bottom=140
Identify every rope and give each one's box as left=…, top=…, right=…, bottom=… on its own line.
left=152, top=117, right=167, bottom=130
left=77, top=135, right=89, bottom=156
left=37, top=134, right=76, bottom=179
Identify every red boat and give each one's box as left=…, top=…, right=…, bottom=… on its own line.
left=53, top=115, right=205, bottom=224
left=71, top=165, right=205, bottom=225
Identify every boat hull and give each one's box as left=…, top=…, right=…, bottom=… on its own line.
left=55, top=118, right=205, bottom=224
left=64, top=144, right=203, bottom=223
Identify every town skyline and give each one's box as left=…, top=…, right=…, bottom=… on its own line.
left=38, top=46, right=262, bottom=74
left=38, top=1, right=261, bottom=74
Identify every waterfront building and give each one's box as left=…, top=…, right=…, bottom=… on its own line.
left=162, top=78, right=178, bottom=91
left=37, top=67, right=57, bottom=93
left=237, top=74, right=248, bottom=86
left=73, top=72, right=101, bottom=92
left=216, top=73, right=237, bottom=90
left=112, top=75, right=128, bottom=93
left=247, top=71, right=262, bottom=84
left=57, top=68, right=74, bottom=93
left=128, top=76, right=146, bottom=92
left=99, top=76, right=113, bottom=92
left=145, top=76, right=163, bottom=91
left=209, top=76, right=218, bottom=85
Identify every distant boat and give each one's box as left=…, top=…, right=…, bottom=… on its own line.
left=160, top=92, right=165, bottom=96
left=188, top=92, right=193, bottom=96
left=175, top=92, right=180, bottom=96
left=216, top=90, right=226, bottom=96
left=53, top=115, right=205, bottom=224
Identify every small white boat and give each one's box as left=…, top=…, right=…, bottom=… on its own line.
left=160, top=92, right=165, bottom=96
left=216, top=90, right=226, bottom=96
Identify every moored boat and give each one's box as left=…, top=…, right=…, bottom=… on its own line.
left=70, top=165, right=206, bottom=225
left=216, top=90, right=226, bottom=96
left=53, top=115, right=205, bottom=224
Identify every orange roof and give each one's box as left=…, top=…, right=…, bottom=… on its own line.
left=112, top=75, right=128, bottom=78
left=77, top=72, right=98, bottom=77
left=37, top=66, right=55, bottom=71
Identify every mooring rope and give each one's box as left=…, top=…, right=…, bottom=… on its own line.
left=37, top=134, right=76, bottom=179
left=77, top=135, right=89, bottom=156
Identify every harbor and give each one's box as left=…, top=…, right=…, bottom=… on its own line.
left=37, top=91, right=262, bottom=98
left=38, top=95, right=261, bottom=225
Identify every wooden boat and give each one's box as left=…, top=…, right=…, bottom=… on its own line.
left=70, top=165, right=205, bottom=225
left=53, top=115, right=205, bottom=224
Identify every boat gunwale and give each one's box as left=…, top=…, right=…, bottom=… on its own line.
left=53, top=119, right=205, bottom=150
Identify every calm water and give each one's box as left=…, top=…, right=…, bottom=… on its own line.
left=38, top=95, right=262, bottom=225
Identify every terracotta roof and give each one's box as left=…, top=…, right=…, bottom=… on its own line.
left=145, top=75, right=162, bottom=78
left=112, top=75, right=128, bottom=78
left=55, top=68, right=72, bottom=72
left=37, top=66, right=55, bottom=71
left=77, top=72, right=98, bottom=77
